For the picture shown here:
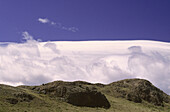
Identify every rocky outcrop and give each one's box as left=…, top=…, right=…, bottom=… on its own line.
left=130, top=80, right=164, bottom=106
left=105, top=79, right=169, bottom=106
left=30, top=81, right=110, bottom=109
left=20, top=79, right=170, bottom=107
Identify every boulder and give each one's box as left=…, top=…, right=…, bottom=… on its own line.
left=67, top=91, right=110, bottom=109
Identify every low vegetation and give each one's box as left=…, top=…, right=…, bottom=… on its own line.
left=0, top=78, right=170, bottom=112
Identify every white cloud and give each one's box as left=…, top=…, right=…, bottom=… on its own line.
left=38, top=18, right=50, bottom=24
left=44, top=42, right=60, bottom=54
left=0, top=36, right=170, bottom=95
left=37, top=18, right=79, bottom=32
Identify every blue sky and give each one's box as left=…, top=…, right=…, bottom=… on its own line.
left=0, top=0, right=170, bottom=42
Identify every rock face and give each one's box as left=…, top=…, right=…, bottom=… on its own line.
left=30, top=81, right=111, bottom=109
left=67, top=91, right=110, bottom=109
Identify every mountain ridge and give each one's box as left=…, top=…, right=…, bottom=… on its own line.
left=0, top=78, right=170, bottom=112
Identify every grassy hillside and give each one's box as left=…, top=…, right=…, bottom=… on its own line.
left=0, top=79, right=170, bottom=112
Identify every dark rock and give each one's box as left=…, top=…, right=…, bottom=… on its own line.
left=66, top=91, right=110, bottom=109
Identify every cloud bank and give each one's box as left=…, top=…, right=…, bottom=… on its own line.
left=0, top=32, right=170, bottom=95
left=38, top=18, right=79, bottom=32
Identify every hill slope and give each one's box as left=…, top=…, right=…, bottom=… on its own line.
left=0, top=78, right=170, bottom=112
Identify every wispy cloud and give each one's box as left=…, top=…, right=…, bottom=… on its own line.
left=38, top=18, right=79, bottom=32
left=22, top=31, right=34, bottom=41
left=22, top=31, right=41, bottom=43
left=38, top=18, right=50, bottom=24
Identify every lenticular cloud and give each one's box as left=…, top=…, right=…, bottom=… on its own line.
left=0, top=34, right=170, bottom=94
